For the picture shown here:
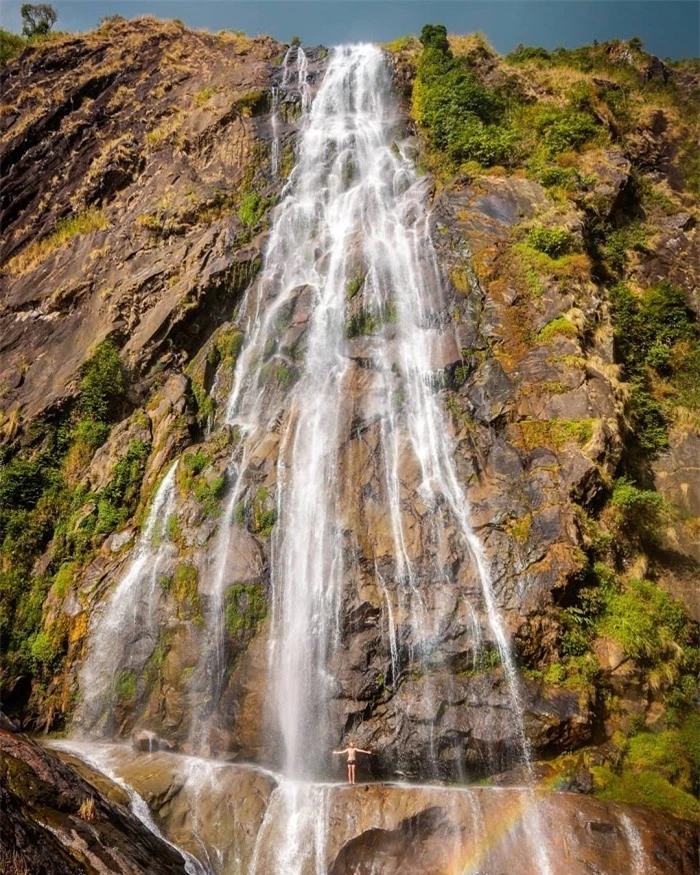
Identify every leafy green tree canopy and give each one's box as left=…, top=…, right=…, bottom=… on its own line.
left=420, top=23, right=450, bottom=54
left=20, top=3, right=57, bottom=38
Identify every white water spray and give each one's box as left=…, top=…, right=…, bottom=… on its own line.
left=207, top=42, right=552, bottom=872
left=49, top=740, right=209, bottom=875
left=77, top=461, right=178, bottom=732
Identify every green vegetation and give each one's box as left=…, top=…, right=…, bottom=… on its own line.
left=238, top=191, right=269, bottom=228
left=93, top=439, right=151, bottom=535
left=0, top=28, right=26, bottom=65
left=411, top=25, right=605, bottom=173
left=251, top=487, right=276, bottom=536
left=236, top=90, right=266, bottom=117
left=413, top=27, right=514, bottom=168
left=509, top=513, right=532, bottom=544
left=279, top=143, right=296, bottom=178
left=113, top=669, right=137, bottom=701
left=526, top=227, right=576, bottom=258
left=1, top=7, right=62, bottom=66
left=78, top=339, right=127, bottom=423
left=345, top=302, right=397, bottom=338
left=0, top=340, right=146, bottom=701
left=190, top=380, right=215, bottom=430
left=193, top=473, right=226, bottom=516
left=260, top=359, right=297, bottom=389
left=178, top=447, right=227, bottom=517
left=607, top=477, right=667, bottom=547
left=526, top=653, right=600, bottom=693
left=28, top=627, right=63, bottom=671
left=187, top=327, right=245, bottom=428
left=599, top=223, right=649, bottom=276
left=534, top=106, right=599, bottom=157
left=194, top=86, right=220, bottom=107
left=51, top=562, right=77, bottom=599
left=610, top=282, right=698, bottom=452
left=160, top=565, right=202, bottom=624
left=21, top=4, right=57, bottom=37
left=382, top=35, right=416, bottom=53
left=594, top=762, right=700, bottom=822
left=538, top=316, right=578, bottom=344
left=459, top=647, right=501, bottom=677
left=558, top=565, right=698, bottom=712
left=225, top=583, right=267, bottom=637
left=346, top=273, right=366, bottom=299
left=593, top=717, right=700, bottom=822
left=210, top=328, right=244, bottom=366
left=444, top=395, right=476, bottom=433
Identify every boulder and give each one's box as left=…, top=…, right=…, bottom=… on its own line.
left=0, top=726, right=188, bottom=874
left=53, top=743, right=278, bottom=875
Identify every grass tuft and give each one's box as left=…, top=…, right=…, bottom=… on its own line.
left=6, top=208, right=108, bottom=275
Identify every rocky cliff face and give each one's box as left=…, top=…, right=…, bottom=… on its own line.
left=1, top=17, right=295, bottom=420
left=1, top=16, right=699, bottom=868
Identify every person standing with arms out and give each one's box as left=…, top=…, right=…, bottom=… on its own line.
left=332, top=741, right=372, bottom=784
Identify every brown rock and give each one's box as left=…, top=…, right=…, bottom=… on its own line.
left=254, top=783, right=699, bottom=875
left=0, top=726, right=188, bottom=874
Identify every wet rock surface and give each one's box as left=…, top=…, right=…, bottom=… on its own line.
left=0, top=724, right=188, bottom=874
left=51, top=742, right=278, bottom=875
left=255, top=781, right=700, bottom=875
left=47, top=744, right=700, bottom=875
left=323, top=786, right=699, bottom=875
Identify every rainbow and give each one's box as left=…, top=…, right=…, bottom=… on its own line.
left=446, top=789, right=553, bottom=875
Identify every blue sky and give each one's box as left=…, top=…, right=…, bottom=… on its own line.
left=1, top=1, right=698, bottom=59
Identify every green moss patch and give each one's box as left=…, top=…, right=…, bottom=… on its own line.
left=345, top=303, right=397, bottom=338
left=113, top=669, right=137, bottom=702
left=225, top=583, right=267, bottom=637
left=592, top=721, right=700, bottom=824
left=161, top=564, right=202, bottom=623
left=251, top=487, right=277, bottom=536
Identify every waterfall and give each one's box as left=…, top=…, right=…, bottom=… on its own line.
left=73, top=42, right=558, bottom=875
left=49, top=740, right=209, bottom=875
left=77, top=461, right=179, bottom=733
left=185, top=41, right=544, bottom=781
left=220, top=42, right=533, bottom=776
left=219, top=41, right=552, bottom=871
left=620, top=813, right=647, bottom=874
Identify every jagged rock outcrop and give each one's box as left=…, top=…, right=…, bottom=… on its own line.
left=0, top=721, right=189, bottom=874
left=1, top=18, right=281, bottom=421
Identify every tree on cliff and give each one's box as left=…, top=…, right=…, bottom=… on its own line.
left=20, top=3, right=57, bottom=38
left=420, top=23, right=450, bottom=53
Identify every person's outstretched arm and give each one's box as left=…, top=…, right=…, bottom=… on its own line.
left=332, top=748, right=348, bottom=755
left=356, top=748, right=372, bottom=754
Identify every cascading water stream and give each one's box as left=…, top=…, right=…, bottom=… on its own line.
left=77, top=461, right=179, bottom=733
left=208, top=42, right=551, bottom=872
left=49, top=740, right=210, bottom=875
